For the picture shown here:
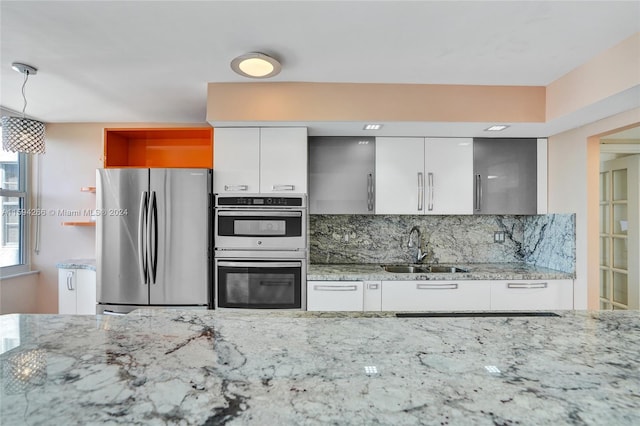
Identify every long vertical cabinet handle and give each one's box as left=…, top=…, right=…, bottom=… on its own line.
left=427, top=172, right=434, bottom=211
left=138, top=191, right=149, bottom=284
left=367, top=173, right=374, bottom=212
left=417, top=172, right=424, bottom=212
left=148, top=191, right=158, bottom=284
left=66, top=271, right=75, bottom=291
left=475, top=174, right=482, bottom=212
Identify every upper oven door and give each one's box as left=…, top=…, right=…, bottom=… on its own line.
left=215, top=210, right=306, bottom=250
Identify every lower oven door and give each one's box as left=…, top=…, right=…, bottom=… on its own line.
left=216, top=260, right=306, bottom=309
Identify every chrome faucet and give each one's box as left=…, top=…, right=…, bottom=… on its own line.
left=407, top=226, right=428, bottom=263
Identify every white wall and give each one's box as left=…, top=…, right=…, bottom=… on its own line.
left=31, top=124, right=103, bottom=313
left=548, top=107, right=640, bottom=309
left=0, top=272, right=39, bottom=313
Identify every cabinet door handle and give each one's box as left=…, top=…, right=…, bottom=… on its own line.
left=367, top=173, right=374, bottom=212
left=272, top=184, right=295, bottom=191
left=313, top=285, right=359, bottom=292
left=507, top=282, right=548, bottom=289
left=367, top=283, right=379, bottom=290
left=416, top=283, right=458, bottom=290
left=417, top=172, right=424, bottom=211
left=224, top=185, right=248, bottom=191
left=427, top=172, right=434, bottom=211
left=66, top=271, right=75, bottom=291
left=475, top=174, right=482, bottom=212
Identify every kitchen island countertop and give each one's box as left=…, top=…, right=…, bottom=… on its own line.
left=1, top=309, right=638, bottom=425
left=308, top=262, right=574, bottom=281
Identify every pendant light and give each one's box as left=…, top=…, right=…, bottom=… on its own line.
left=1, top=63, right=46, bottom=154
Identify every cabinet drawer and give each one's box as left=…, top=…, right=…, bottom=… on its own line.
left=381, top=281, right=491, bottom=311
left=490, top=280, right=573, bottom=310
left=307, top=281, right=363, bottom=311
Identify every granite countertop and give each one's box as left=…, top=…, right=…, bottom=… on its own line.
left=55, top=259, right=96, bottom=271
left=1, top=309, right=638, bottom=425
left=308, top=262, right=574, bottom=281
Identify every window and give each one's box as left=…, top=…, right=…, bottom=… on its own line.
left=0, top=125, right=29, bottom=276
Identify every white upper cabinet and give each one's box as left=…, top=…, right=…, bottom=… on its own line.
left=214, top=127, right=308, bottom=194
left=213, top=128, right=261, bottom=193
left=425, top=137, right=473, bottom=214
left=260, top=127, right=308, bottom=193
left=375, top=137, right=424, bottom=214
left=375, top=137, right=473, bottom=215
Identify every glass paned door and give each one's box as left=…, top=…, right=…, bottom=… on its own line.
left=599, top=166, right=629, bottom=310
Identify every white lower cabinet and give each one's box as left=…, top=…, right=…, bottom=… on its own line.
left=58, top=269, right=97, bottom=314
left=307, top=281, right=364, bottom=311
left=490, top=279, right=573, bottom=310
left=363, top=281, right=382, bottom=311
left=307, top=279, right=574, bottom=312
left=381, top=281, right=491, bottom=311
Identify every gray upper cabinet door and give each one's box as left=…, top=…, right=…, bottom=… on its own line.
left=308, top=137, right=375, bottom=214
left=473, top=138, right=537, bottom=215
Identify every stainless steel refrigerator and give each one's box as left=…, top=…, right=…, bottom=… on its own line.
left=96, top=168, right=212, bottom=314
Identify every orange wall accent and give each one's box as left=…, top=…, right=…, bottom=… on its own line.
left=104, top=127, right=213, bottom=168
left=207, top=82, right=546, bottom=124
left=546, top=32, right=640, bottom=121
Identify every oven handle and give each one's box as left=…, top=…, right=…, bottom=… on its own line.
left=217, top=261, right=302, bottom=268
left=216, top=211, right=302, bottom=217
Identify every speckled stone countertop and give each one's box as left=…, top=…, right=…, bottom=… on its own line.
left=55, top=258, right=96, bottom=271
left=308, top=262, right=574, bottom=281
left=1, top=309, right=638, bottom=425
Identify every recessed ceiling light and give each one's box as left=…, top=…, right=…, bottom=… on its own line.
left=364, top=124, right=383, bottom=130
left=364, top=365, right=378, bottom=375
left=484, top=125, right=510, bottom=132
left=484, top=365, right=501, bottom=374
left=230, top=52, right=281, bottom=79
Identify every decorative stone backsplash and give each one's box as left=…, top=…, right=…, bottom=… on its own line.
left=309, top=214, right=575, bottom=273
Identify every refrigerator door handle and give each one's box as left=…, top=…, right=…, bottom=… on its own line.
left=138, top=191, right=149, bottom=284
left=148, top=191, right=158, bottom=284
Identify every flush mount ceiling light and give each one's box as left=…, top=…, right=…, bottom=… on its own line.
left=230, top=52, right=281, bottom=79
left=1, top=62, right=46, bottom=154
left=363, top=124, right=383, bottom=130
left=484, top=125, right=510, bottom=132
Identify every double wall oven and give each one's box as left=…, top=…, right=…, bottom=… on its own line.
left=214, top=195, right=307, bottom=310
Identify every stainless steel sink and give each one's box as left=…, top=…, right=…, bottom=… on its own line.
left=382, top=265, right=426, bottom=273
left=381, top=264, right=468, bottom=273
left=426, top=266, right=468, bottom=273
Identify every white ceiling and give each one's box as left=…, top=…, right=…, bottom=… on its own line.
left=1, top=1, right=639, bottom=137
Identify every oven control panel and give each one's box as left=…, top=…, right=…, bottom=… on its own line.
left=216, top=196, right=305, bottom=207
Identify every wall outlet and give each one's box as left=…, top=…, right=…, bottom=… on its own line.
left=494, top=231, right=506, bottom=243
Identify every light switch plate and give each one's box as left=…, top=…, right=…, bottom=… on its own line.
left=494, top=231, right=505, bottom=243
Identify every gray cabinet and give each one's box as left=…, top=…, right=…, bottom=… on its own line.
left=308, top=137, right=375, bottom=214
left=473, top=138, right=539, bottom=215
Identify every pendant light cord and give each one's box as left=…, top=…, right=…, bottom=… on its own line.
left=21, top=70, right=30, bottom=118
